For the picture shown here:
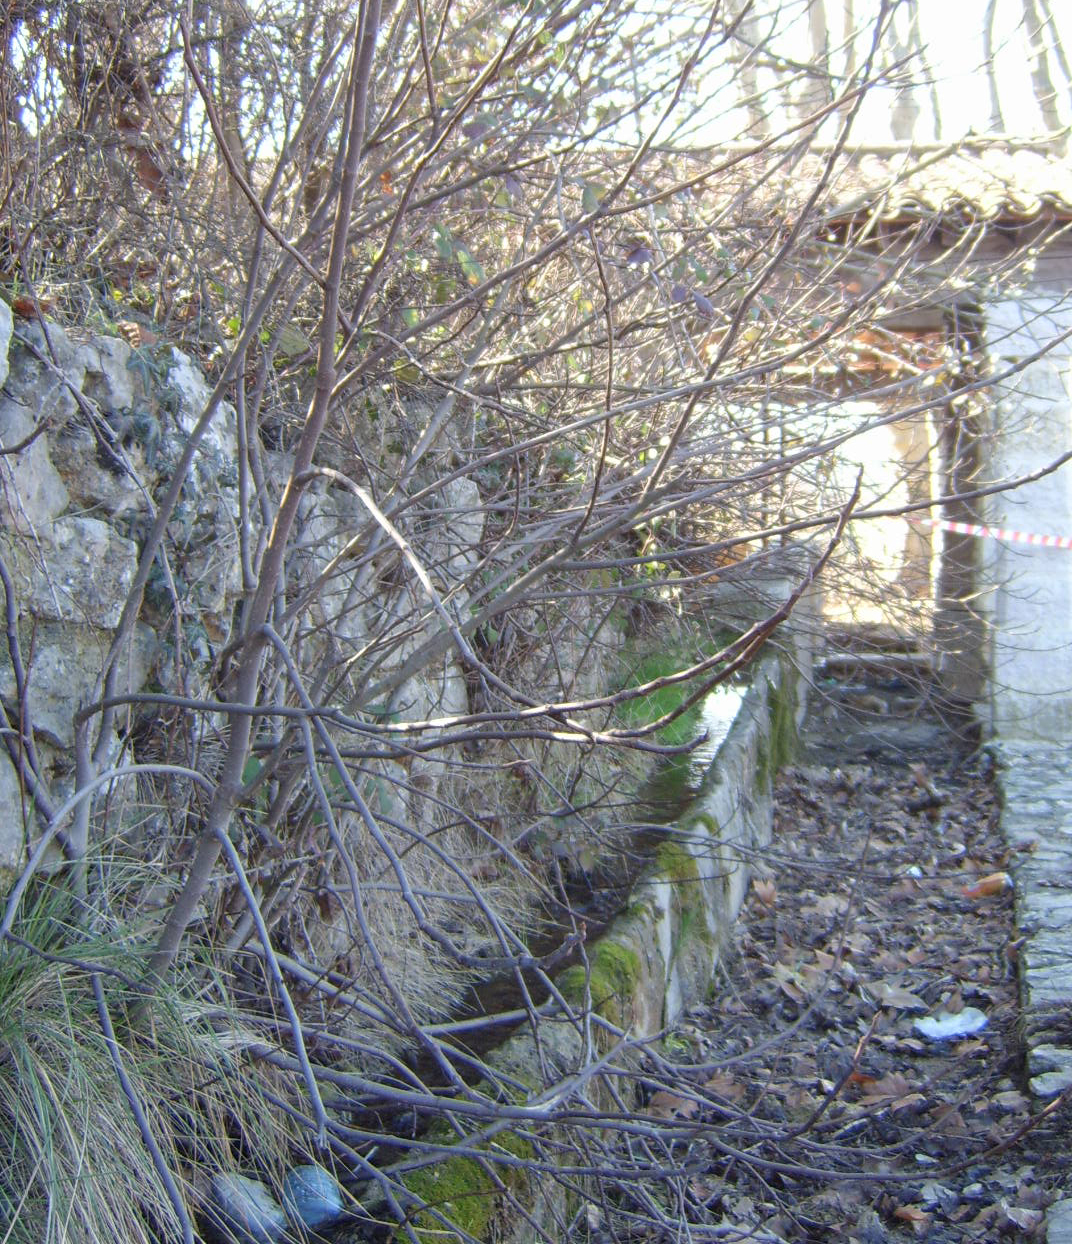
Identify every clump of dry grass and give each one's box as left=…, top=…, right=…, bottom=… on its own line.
left=0, top=871, right=301, bottom=1244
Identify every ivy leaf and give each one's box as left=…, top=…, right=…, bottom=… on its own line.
left=276, top=322, right=312, bottom=358
left=434, top=275, right=457, bottom=303
left=670, top=283, right=689, bottom=304
left=582, top=181, right=604, bottom=214
left=626, top=245, right=653, bottom=266
left=432, top=224, right=454, bottom=260
left=455, top=245, right=486, bottom=286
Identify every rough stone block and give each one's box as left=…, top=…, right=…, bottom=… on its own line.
left=78, top=335, right=135, bottom=413
left=0, top=621, right=156, bottom=747
left=0, top=517, right=138, bottom=628
left=1016, top=888, right=1072, bottom=934
left=1047, top=1197, right=1072, bottom=1243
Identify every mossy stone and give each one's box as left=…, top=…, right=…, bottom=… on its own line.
left=755, top=664, right=798, bottom=794
left=556, top=937, right=642, bottom=1026
left=399, top=1130, right=534, bottom=1243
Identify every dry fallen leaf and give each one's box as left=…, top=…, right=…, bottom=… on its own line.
left=929, top=1104, right=968, bottom=1135
left=801, top=893, right=848, bottom=918
left=962, top=871, right=1011, bottom=898
left=648, top=1090, right=699, bottom=1120
left=772, top=961, right=806, bottom=1002
left=872, top=982, right=928, bottom=1011
left=854, top=1071, right=911, bottom=1099
left=752, top=877, right=777, bottom=907
left=704, top=1072, right=746, bottom=1102
left=116, top=320, right=159, bottom=348
left=11, top=294, right=56, bottom=318
left=894, top=1203, right=932, bottom=1235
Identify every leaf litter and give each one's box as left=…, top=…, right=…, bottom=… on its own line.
left=616, top=650, right=1072, bottom=1244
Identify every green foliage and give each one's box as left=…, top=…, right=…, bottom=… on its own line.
left=614, top=651, right=706, bottom=748
left=431, top=224, right=455, bottom=260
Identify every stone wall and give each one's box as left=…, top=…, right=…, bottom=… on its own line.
left=980, top=262, right=1072, bottom=740
left=394, top=628, right=814, bottom=1244
left=0, top=308, right=246, bottom=878
left=0, top=311, right=646, bottom=1045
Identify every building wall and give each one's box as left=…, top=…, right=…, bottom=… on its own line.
left=982, top=259, right=1072, bottom=740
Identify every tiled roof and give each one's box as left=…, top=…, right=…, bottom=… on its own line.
left=820, top=142, right=1072, bottom=223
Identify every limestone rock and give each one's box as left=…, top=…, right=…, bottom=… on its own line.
left=291, top=484, right=366, bottom=641
left=1046, top=1197, right=1072, bottom=1243
left=0, top=419, right=69, bottom=532
left=167, top=348, right=239, bottom=468
left=0, top=516, right=138, bottom=628
left=78, top=335, right=135, bottom=413
left=48, top=422, right=148, bottom=516
left=0, top=299, right=11, bottom=390
left=281, top=1165, right=344, bottom=1233
left=0, top=753, right=28, bottom=887
left=164, top=349, right=242, bottom=620
left=0, top=325, right=73, bottom=530
left=389, top=657, right=469, bottom=726
left=3, top=320, right=83, bottom=422
left=0, top=621, right=156, bottom=748
left=430, top=476, right=484, bottom=580
left=206, top=1173, right=288, bottom=1244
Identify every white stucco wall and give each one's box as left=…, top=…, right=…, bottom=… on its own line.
left=982, top=286, right=1072, bottom=740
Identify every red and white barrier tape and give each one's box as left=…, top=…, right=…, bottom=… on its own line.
left=910, top=516, right=1072, bottom=550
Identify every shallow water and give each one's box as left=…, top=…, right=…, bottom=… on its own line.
left=636, top=683, right=745, bottom=820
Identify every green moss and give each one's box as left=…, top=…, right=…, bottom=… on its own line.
left=622, top=896, right=657, bottom=924
left=403, top=1151, right=497, bottom=1242
left=654, top=840, right=716, bottom=970
left=640, top=754, right=693, bottom=807
left=654, top=840, right=700, bottom=884
left=754, top=666, right=798, bottom=794
left=612, top=632, right=743, bottom=749
left=400, top=1129, right=534, bottom=1243
left=556, top=937, right=642, bottom=1026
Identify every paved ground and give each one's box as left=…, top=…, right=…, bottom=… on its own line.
left=993, top=743, right=1072, bottom=1241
